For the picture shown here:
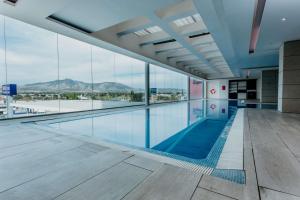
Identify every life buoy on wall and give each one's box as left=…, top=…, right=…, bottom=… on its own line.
left=210, top=88, right=216, bottom=94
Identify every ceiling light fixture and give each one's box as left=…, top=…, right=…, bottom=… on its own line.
left=281, top=17, right=287, bottom=22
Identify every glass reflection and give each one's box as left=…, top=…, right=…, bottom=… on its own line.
left=0, top=14, right=147, bottom=118
left=206, top=99, right=229, bottom=120
left=189, top=100, right=205, bottom=124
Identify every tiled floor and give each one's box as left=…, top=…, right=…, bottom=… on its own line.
left=0, top=108, right=299, bottom=199
left=246, top=109, right=300, bottom=200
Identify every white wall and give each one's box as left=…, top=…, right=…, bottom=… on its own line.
left=207, top=80, right=229, bottom=99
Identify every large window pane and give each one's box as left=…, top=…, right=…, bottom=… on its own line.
left=190, top=77, right=203, bottom=99
left=150, top=64, right=187, bottom=103
left=58, top=35, right=92, bottom=112
left=92, top=47, right=117, bottom=109
left=5, top=16, right=59, bottom=117
left=0, top=16, right=5, bottom=118
left=92, top=47, right=145, bottom=109
left=1, top=14, right=200, bottom=118
left=115, top=53, right=145, bottom=105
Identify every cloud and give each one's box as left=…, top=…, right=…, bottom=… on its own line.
left=0, top=15, right=189, bottom=89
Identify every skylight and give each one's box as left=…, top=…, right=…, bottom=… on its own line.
left=173, top=16, right=195, bottom=27
left=147, top=26, right=162, bottom=33
left=173, top=14, right=204, bottom=27
left=134, top=29, right=149, bottom=36
left=134, top=26, right=162, bottom=36
left=192, top=14, right=202, bottom=22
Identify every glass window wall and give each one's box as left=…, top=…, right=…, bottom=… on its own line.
left=58, top=34, right=93, bottom=112
left=150, top=64, right=188, bottom=103
left=190, top=77, right=203, bottom=99
left=91, top=47, right=145, bottom=110
left=0, top=15, right=146, bottom=118
left=0, top=14, right=205, bottom=119
left=0, top=17, right=5, bottom=118
left=5, top=16, right=59, bottom=116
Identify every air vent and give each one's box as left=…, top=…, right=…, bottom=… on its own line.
left=189, top=32, right=210, bottom=38
left=47, top=15, right=92, bottom=34
left=153, top=39, right=176, bottom=45
left=4, top=0, right=18, bottom=6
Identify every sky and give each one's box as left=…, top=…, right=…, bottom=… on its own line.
left=0, top=15, right=191, bottom=89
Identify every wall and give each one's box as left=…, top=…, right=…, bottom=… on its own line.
left=261, top=70, right=278, bottom=103
left=207, top=80, right=229, bottom=99
left=256, top=73, right=262, bottom=101
left=278, top=40, right=300, bottom=113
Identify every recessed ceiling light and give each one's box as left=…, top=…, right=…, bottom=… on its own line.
left=281, top=17, right=287, bottom=22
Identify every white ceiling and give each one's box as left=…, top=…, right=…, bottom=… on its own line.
left=1, top=0, right=299, bottom=79
left=51, top=0, right=184, bottom=32
left=87, top=0, right=233, bottom=79
left=0, top=0, right=203, bottom=79
left=193, top=0, right=300, bottom=76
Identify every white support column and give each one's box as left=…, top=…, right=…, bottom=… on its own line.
left=187, top=77, right=190, bottom=101
left=203, top=80, right=207, bottom=99
left=145, top=62, right=150, bottom=106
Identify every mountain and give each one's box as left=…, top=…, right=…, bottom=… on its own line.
left=19, top=79, right=138, bottom=93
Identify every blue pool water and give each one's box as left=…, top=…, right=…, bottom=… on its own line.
left=47, top=100, right=275, bottom=166
left=153, top=119, right=228, bottom=159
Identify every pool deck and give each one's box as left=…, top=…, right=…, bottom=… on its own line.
left=0, top=109, right=300, bottom=200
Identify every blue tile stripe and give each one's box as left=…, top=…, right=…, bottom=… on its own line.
left=212, top=169, right=246, bottom=184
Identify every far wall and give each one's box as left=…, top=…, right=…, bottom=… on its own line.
left=206, top=71, right=278, bottom=102
left=261, top=70, right=278, bottom=103
left=206, top=80, right=229, bottom=99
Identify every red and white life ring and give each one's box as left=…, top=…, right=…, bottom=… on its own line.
left=210, top=88, right=216, bottom=94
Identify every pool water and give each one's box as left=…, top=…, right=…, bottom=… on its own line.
left=47, top=100, right=275, bottom=166
left=153, top=119, right=228, bottom=159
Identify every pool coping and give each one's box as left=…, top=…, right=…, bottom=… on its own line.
left=217, top=108, right=244, bottom=170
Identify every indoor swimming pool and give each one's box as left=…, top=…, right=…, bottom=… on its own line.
left=32, top=99, right=277, bottom=184
left=41, top=99, right=275, bottom=167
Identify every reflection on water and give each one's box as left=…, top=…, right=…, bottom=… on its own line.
left=49, top=99, right=275, bottom=160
